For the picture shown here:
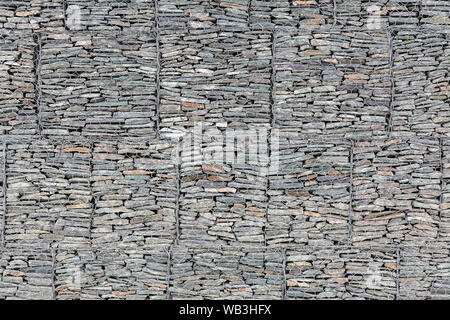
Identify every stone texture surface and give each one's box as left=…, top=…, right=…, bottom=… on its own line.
left=91, top=139, right=177, bottom=248
left=352, top=137, right=441, bottom=245
left=274, top=30, right=391, bottom=138
left=158, top=0, right=249, bottom=30
left=0, top=0, right=450, bottom=300
left=249, top=0, right=334, bottom=30
left=335, top=0, right=450, bottom=30
left=40, top=31, right=158, bottom=139
left=440, top=138, right=450, bottom=240
left=4, top=140, right=92, bottom=249
left=54, top=249, right=168, bottom=300
left=391, top=31, right=450, bottom=137
left=66, top=0, right=155, bottom=32
left=286, top=246, right=397, bottom=299
left=178, top=130, right=269, bottom=246
left=159, top=27, right=272, bottom=138
left=268, top=133, right=351, bottom=245
left=170, top=247, right=283, bottom=299
left=399, top=244, right=450, bottom=299
left=0, top=0, right=64, bottom=34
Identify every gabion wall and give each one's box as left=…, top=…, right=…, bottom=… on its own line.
left=1, top=0, right=450, bottom=300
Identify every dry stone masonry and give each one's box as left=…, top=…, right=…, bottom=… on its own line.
left=159, top=27, right=272, bottom=138
left=267, top=134, right=351, bottom=245
left=0, top=34, right=38, bottom=137
left=54, top=249, right=168, bottom=300
left=0, top=0, right=450, bottom=299
left=352, top=137, right=441, bottom=245
left=40, top=31, right=158, bottom=139
left=274, top=29, right=391, bottom=137
left=170, top=246, right=284, bottom=299
left=178, top=129, right=269, bottom=246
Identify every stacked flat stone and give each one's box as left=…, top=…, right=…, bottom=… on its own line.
left=352, top=137, right=441, bottom=245
left=170, top=246, right=283, bottom=299
left=5, top=140, right=92, bottom=249
left=249, top=0, right=334, bottom=30
left=391, top=31, right=450, bottom=137
left=50, top=141, right=93, bottom=250
left=420, top=0, right=450, bottom=30
left=274, top=30, right=391, bottom=138
left=0, top=0, right=64, bottom=34
left=0, top=34, right=38, bottom=137
left=158, top=0, right=249, bottom=30
left=91, top=139, right=177, bottom=249
left=286, top=246, right=397, bottom=299
left=65, top=0, right=155, bottom=32
left=0, top=250, right=53, bottom=300
left=54, top=249, right=169, bottom=300
left=336, top=0, right=450, bottom=30
left=335, top=0, right=420, bottom=29
left=399, top=244, right=450, bottom=299
left=178, top=131, right=269, bottom=246
left=40, top=31, right=158, bottom=139
left=159, top=27, right=272, bottom=138
left=267, top=133, right=351, bottom=245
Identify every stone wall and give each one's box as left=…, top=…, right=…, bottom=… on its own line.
left=1, top=0, right=450, bottom=299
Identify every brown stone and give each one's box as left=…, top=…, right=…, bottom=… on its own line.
left=202, top=164, right=226, bottom=173
left=62, top=147, right=90, bottom=153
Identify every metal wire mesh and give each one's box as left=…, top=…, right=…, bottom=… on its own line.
left=0, top=0, right=450, bottom=300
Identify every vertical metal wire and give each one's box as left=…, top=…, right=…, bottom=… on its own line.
left=1, top=142, right=7, bottom=248
left=348, top=140, right=354, bottom=244
left=33, top=33, right=43, bottom=138
left=386, top=29, right=395, bottom=136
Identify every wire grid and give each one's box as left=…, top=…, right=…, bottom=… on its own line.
left=0, top=0, right=65, bottom=34
left=398, top=245, right=450, bottom=300
left=0, top=250, right=54, bottom=300
left=158, top=27, right=273, bottom=139
left=177, top=126, right=270, bottom=247
left=352, top=136, right=442, bottom=246
left=89, top=139, right=177, bottom=249
left=0, top=142, right=5, bottom=247
left=0, top=0, right=450, bottom=300
left=391, top=30, right=450, bottom=137
left=64, top=0, right=155, bottom=32
left=273, top=28, right=392, bottom=138
left=39, top=30, right=158, bottom=140
left=249, top=0, right=336, bottom=30
left=267, top=134, right=352, bottom=246
left=157, top=0, right=250, bottom=30
left=54, top=249, right=169, bottom=300
left=285, top=245, right=398, bottom=299
left=0, top=244, right=449, bottom=300
left=0, top=34, right=38, bottom=138
left=3, top=139, right=91, bottom=250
